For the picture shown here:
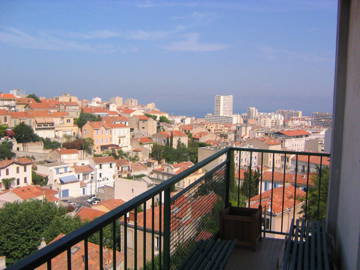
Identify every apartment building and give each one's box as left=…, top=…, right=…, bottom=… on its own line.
left=90, top=156, right=117, bottom=192
left=0, top=158, right=33, bottom=191
left=0, top=93, right=16, bottom=111
left=214, top=95, right=233, bottom=116
left=273, top=129, right=311, bottom=152
left=128, top=115, right=157, bottom=136
left=152, top=130, right=188, bottom=149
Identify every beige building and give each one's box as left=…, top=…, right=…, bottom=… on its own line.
left=0, top=158, right=33, bottom=191
left=128, top=115, right=157, bottom=136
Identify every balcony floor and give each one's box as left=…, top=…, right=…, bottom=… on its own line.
left=225, top=237, right=285, bottom=270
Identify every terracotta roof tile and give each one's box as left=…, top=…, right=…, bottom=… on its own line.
left=93, top=156, right=116, bottom=164
left=250, top=185, right=305, bottom=215
left=76, top=207, right=105, bottom=221
left=278, top=130, right=310, bottom=137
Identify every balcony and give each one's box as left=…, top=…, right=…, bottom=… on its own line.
left=6, top=147, right=331, bottom=270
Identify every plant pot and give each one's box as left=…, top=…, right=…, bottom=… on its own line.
left=220, top=206, right=262, bottom=250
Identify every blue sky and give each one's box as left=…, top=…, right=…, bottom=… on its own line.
left=0, top=0, right=337, bottom=116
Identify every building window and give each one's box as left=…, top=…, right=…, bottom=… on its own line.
left=99, top=173, right=102, bottom=178
left=110, top=163, right=112, bottom=168
left=67, top=119, right=71, bottom=123
left=16, top=167, right=19, bottom=173
left=24, top=166, right=27, bottom=172
left=24, top=177, right=27, bottom=183
left=99, top=164, right=102, bottom=169
left=16, top=178, right=20, bottom=185
left=6, top=169, right=9, bottom=175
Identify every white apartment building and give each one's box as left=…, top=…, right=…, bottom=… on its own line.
left=247, top=107, right=259, bottom=120
left=90, top=156, right=117, bottom=193
left=0, top=158, right=33, bottom=191
left=110, top=124, right=131, bottom=151
left=214, top=95, right=233, bottom=116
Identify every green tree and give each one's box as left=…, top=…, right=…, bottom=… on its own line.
left=2, top=178, right=15, bottom=190
left=62, top=138, right=93, bottom=154
left=13, top=122, right=40, bottom=143
left=303, top=166, right=329, bottom=220
left=0, top=141, right=15, bottom=160
left=159, top=116, right=171, bottom=123
left=42, top=138, right=61, bottom=149
left=75, top=112, right=101, bottom=129
left=0, top=200, right=70, bottom=266
left=32, top=171, right=48, bottom=186
left=42, top=215, right=83, bottom=243
left=0, top=124, right=8, bottom=138
left=240, top=167, right=260, bottom=198
left=144, top=113, right=157, bottom=120
left=26, top=94, right=41, bottom=103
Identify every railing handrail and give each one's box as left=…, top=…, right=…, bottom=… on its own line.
left=7, top=147, right=229, bottom=270
left=7, top=146, right=330, bottom=269
left=230, top=147, right=331, bottom=157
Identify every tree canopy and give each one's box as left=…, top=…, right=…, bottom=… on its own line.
left=144, top=113, right=157, bottom=121
left=32, top=171, right=48, bottom=186
left=0, top=124, right=8, bottom=138
left=0, top=141, right=15, bottom=160
left=62, top=138, right=93, bottom=154
left=303, top=166, right=329, bottom=220
left=13, top=123, right=40, bottom=143
left=0, top=200, right=82, bottom=266
left=26, top=94, right=41, bottom=103
left=42, top=138, right=61, bottom=149
left=159, top=115, right=171, bottom=123
left=75, top=112, right=101, bottom=129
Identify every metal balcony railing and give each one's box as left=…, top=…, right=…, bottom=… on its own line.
left=6, top=147, right=330, bottom=270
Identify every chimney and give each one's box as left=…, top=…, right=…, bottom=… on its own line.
left=0, top=256, right=6, bottom=270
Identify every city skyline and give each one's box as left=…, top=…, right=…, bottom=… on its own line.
left=0, top=0, right=337, bottom=116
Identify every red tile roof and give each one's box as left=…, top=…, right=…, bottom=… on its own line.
left=257, top=137, right=281, bottom=145
left=73, top=165, right=94, bottom=174
left=93, top=156, right=116, bottom=164
left=0, top=158, right=32, bottom=169
left=138, top=137, right=153, bottom=144
left=57, top=148, right=79, bottom=155
left=76, top=207, right=105, bottom=221
left=11, top=186, right=58, bottom=202
left=37, top=234, right=123, bottom=270
left=278, top=130, right=310, bottom=137
left=96, top=199, right=125, bottom=212
left=0, top=93, right=15, bottom=99
left=172, top=130, right=187, bottom=137
left=250, top=185, right=305, bottom=215
left=297, top=155, right=330, bottom=166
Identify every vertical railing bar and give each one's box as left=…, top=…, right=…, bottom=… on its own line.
left=259, top=152, right=264, bottom=203
left=99, top=227, right=103, bottom=270
left=47, top=259, right=51, bottom=270
left=225, top=149, right=232, bottom=208
left=84, top=238, right=88, bottom=270
left=281, top=153, right=287, bottom=233
left=112, top=220, right=116, bottom=270
left=163, top=187, right=171, bottom=269
left=237, top=150, right=241, bottom=207
left=143, top=201, right=147, bottom=270
left=124, top=214, right=128, bottom=270
left=270, top=152, right=275, bottom=231
left=248, top=151, right=253, bottom=206
left=317, top=156, right=323, bottom=219
left=159, top=192, right=163, bottom=270
left=260, top=152, right=264, bottom=236
left=305, top=155, right=311, bottom=220
left=293, top=154, right=299, bottom=222
left=66, top=247, right=71, bottom=270
left=134, top=207, right=138, bottom=270
left=151, top=197, right=155, bottom=270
